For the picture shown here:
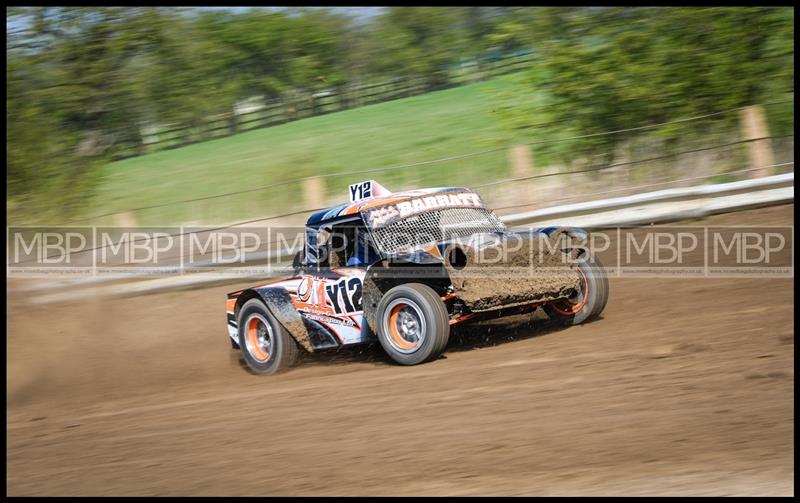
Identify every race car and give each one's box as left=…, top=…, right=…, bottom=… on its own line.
left=226, top=180, right=608, bottom=374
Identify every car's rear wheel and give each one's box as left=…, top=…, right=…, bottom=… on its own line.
left=543, top=252, right=609, bottom=325
left=238, top=299, right=299, bottom=374
left=376, top=283, right=450, bottom=365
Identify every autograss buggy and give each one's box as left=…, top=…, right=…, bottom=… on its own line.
left=226, top=180, right=608, bottom=374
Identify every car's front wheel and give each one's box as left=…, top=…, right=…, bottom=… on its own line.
left=376, top=283, right=450, bottom=365
left=237, top=299, right=300, bottom=374
left=543, top=252, right=609, bottom=325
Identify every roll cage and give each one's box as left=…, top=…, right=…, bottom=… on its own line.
left=301, top=215, right=384, bottom=271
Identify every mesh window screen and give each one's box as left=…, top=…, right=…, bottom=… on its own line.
left=370, top=207, right=506, bottom=254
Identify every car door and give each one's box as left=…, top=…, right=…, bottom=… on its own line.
left=294, top=222, right=370, bottom=345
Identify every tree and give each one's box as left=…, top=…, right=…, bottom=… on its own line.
left=7, top=6, right=544, bottom=223
left=7, top=7, right=157, bottom=221
left=368, top=7, right=463, bottom=89
left=510, top=7, right=794, bottom=165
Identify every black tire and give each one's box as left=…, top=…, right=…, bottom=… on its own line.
left=543, top=252, right=609, bottom=326
left=376, top=283, right=450, bottom=366
left=237, top=299, right=300, bottom=375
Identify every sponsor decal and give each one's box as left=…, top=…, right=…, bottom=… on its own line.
left=294, top=274, right=363, bottom=316
left=305, top=312, right=356, bottom=327
left=365, top=205, right=400, bottom=228
left=297, top=276, right=313, bottom=302
left=365, top=192, right=485, bottom=227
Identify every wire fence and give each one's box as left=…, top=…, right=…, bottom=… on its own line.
left=66, top=98, right=794, bottom=227
left=13, top=96, right=794, bottom=267
left=15, top=145, right=794, bottom=266
left=12, top=159, right=794, bottom=268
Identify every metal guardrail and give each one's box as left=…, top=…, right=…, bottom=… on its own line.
left=502, top=173, right=795, bottom=226
left=13, top=173, right=794, bottom=302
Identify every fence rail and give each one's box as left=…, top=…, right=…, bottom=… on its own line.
left=12, top=172, right=794, bottom=303
left=24, top=153, right=794, bottom=266
left=113, top=53, right=539, bottom=161
left=67, top=100, right=793, bottom=226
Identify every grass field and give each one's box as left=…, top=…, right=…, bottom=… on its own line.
left=85, top=74, right=537, bottom=226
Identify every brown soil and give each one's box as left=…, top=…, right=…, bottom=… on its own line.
left=444, top=231, right=581, bottom=311
left=6, top=204, right=794, bottom=496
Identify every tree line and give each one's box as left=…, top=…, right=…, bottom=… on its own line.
left=6, top=7, right=794, bottom=222
left=7, top=7, right=533, bottom=220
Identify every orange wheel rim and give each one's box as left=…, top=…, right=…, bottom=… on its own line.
left=384, top=300, right=426, bottom=353
left=245, top=315, right=271, bottom=362
left=552, top=267, right=589, bottom=316
left=388, top=304, right=416, bottom=350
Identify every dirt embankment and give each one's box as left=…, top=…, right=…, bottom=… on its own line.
left=6, top=204, right=795, bottom=496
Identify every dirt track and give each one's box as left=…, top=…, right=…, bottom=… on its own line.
left=6, top=204, right=794, bottom=496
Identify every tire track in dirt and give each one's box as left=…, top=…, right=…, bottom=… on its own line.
left=6, top=204, right=794, bottom=496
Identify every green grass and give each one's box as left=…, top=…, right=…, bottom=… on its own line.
left=85, top=74, right=538, bottom=226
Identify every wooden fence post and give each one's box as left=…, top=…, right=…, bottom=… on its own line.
left=134, top=129, right=147, bottom=157
left=303, top=176, right=326, bottom=210
left=228, top=111, right=238, bottom=136
left=739, top=104, right=775, bottom=178
left=509, top=144, right=534, bottom=206
left=114, top=211, right=138, bottom=228
left=510, top=144, right=533, bottom=178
